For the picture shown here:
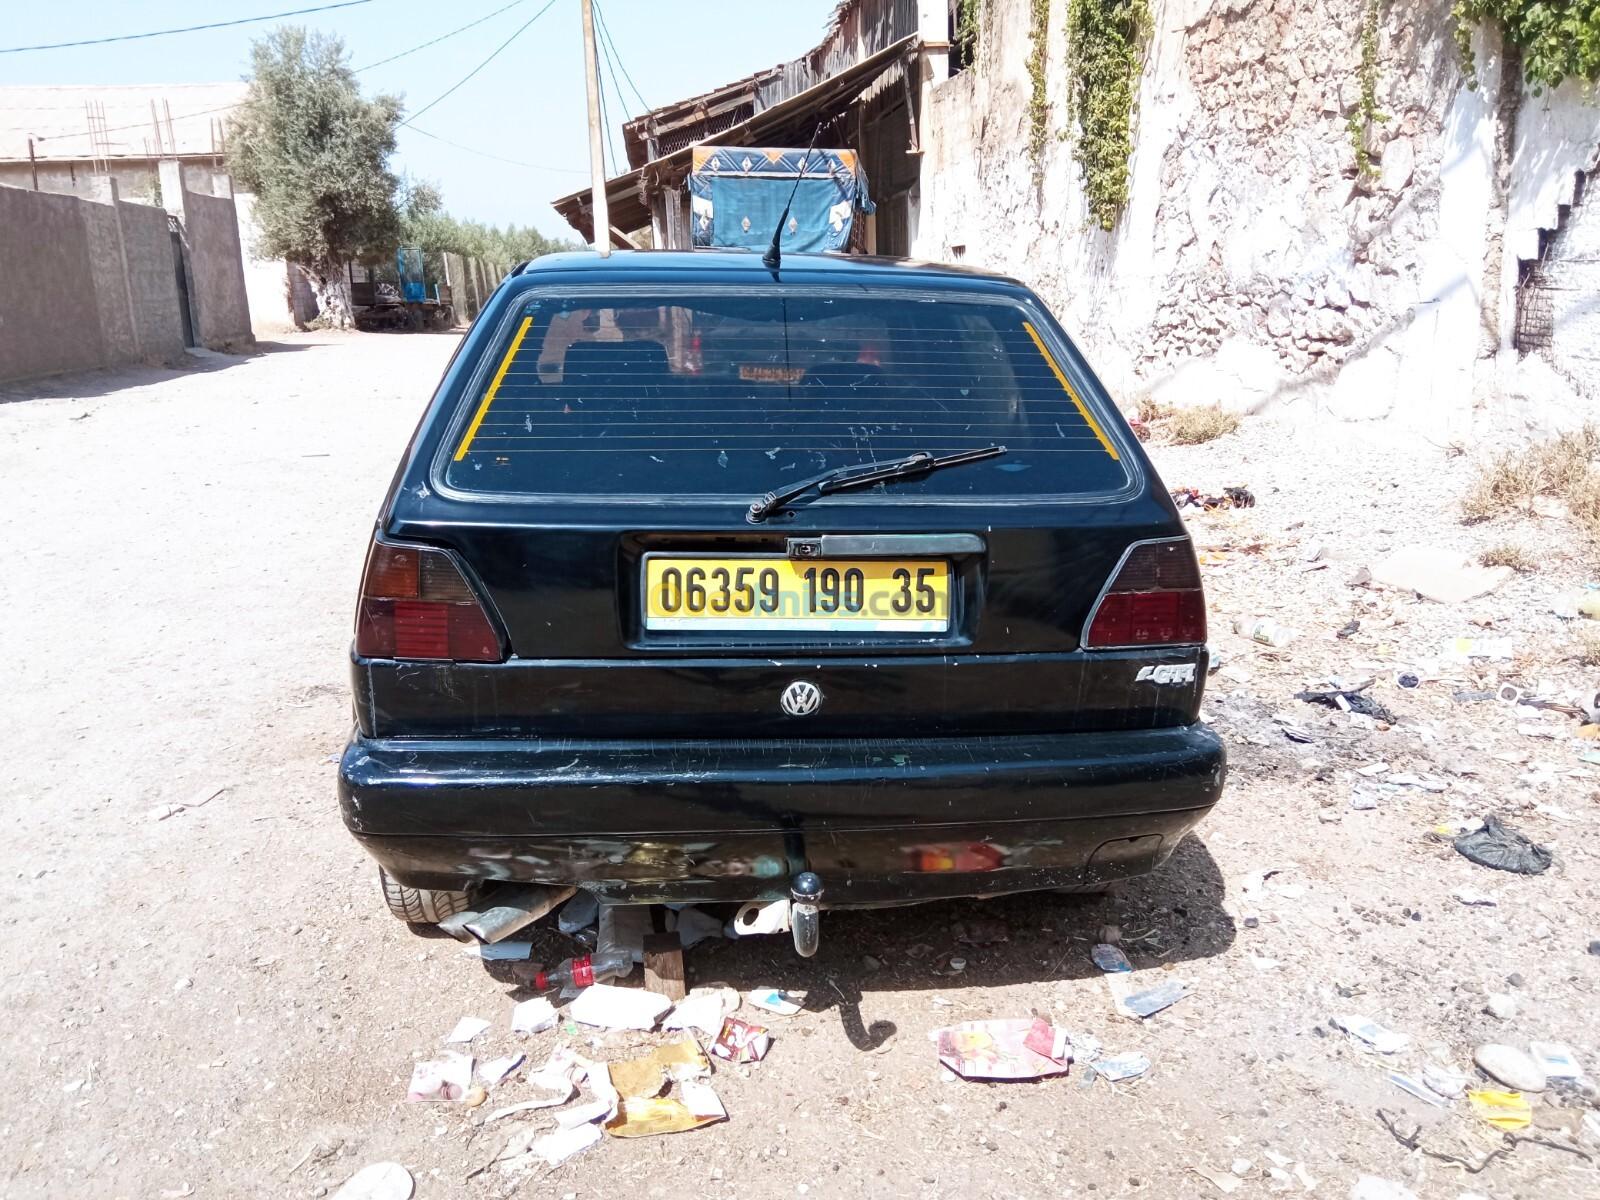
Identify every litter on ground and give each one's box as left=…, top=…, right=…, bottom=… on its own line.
left=443, top=1016, right=490, bottom=1044
left=569, top=982, right=673, bottom=1031
left=406, top=1053, right=473, bottom=1102
left=747, top=987, right=806, bottom=1016
left=711, top=1017, right=772, bottom=1064
left=932, top=1018, right=1072, bottom=1081
left=1332, top=1015, right=1410, bottom=1054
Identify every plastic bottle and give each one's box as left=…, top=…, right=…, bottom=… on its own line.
left=1233, top=616, right=1297, bottom=648
left=531, top=950, right=631, bottom=991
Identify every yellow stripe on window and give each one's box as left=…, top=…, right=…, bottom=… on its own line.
left=454, top=315, right=534, bottom=461
left=1021, top=320, right=1119, bottom=461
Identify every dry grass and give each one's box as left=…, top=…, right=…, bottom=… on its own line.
left=1121, top=394, right=1241, bottom=446
left=1576, top=626, right=1600, bottom=667
left=1165, top=404, right=1241, bottom=446
left=1478, top=542, right=1537, bottom=573
left=1463, top=425, right=1600, bottom=528
left=1133, top=393, right=1167, bottom=424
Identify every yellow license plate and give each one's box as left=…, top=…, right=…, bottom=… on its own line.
left=642, top=557, right=950, bottom=632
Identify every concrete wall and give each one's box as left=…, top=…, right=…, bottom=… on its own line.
left=912, top=0, right=1600, bottom=437
left=233, top=190, right=317, bottom=335
left=0, top=181, right=186, bottom=383
left=161, top=160, right=252, bottom=350
left=0, top=159, right=229, bottom=207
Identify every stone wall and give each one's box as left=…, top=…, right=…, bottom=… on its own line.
left=913, top=0, right=1600, bottom=435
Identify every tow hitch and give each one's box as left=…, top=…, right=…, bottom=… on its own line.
left=726, top=872, right=825, bottom=957
left=790, top=871, right=823, bottom=957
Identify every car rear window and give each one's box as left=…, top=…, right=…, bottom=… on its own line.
left=442, top=290, right=1130, bottom=500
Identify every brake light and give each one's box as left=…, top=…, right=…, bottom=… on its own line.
left=1084, top=540, right=1206, bottom=648
left=354, top=538, right=503, bottom=662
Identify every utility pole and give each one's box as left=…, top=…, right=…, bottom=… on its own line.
left=28, top=137, right=39, bottom=190
left=580, top=0, right=610, bottom=257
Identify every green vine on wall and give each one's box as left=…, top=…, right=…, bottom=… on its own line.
left=1454, top=0, right=1600, bottom=93
left=953, top=0, right=982, bottom=72
left=1027, top=0, right=1051, bottom=172
left=1063, top=0, right=1151, bottom=230
left=1346, top=0, right=1387, bottom=176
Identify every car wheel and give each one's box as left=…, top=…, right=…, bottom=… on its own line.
left=379, top=868, right=474, bottom=924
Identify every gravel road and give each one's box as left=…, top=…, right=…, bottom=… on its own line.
left=2, top=334, right=1596, bottom=1200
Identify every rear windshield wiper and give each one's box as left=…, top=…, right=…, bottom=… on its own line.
left=746, top=445, right=1007, bottom=523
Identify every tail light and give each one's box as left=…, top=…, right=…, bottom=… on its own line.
left=1083, top=539, right=1206, bottom=648
left=354, top=537, right=503, bottom=662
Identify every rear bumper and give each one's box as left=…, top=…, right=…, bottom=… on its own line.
left=339, top=726, right=1225, bottom=904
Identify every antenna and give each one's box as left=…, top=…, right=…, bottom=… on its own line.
left=762, top=122, right=824, bottom=273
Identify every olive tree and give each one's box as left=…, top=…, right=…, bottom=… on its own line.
left=228, top=27, right=402, bottom=327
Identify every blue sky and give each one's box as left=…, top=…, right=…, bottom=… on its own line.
left=4, top=0, right=839, bottom=237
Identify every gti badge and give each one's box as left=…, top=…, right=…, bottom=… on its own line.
left=780, top=680, right=823, bottom=716
left=1135, top=663, right=1197, bottom=685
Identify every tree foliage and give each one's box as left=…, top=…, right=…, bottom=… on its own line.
left=228, top=27, right=403, bottom=323
left=401, top=181, right=574, bottom=266
left=1064, top=0, right=1151, bottom=231
left=1454, top=0, right=1600, bottom=91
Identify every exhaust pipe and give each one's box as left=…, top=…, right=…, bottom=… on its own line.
left=439, top=883, right=576, bottom=944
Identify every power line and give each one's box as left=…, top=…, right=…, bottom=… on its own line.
left=1, top=0, right=372, bottom=54
left=400, top=0, right=561, bottom=128
left=32, top=0, right=555, bottom=149
left=593, top=3, right=634, bottom=121
left=355, top=0, right=528, bottom=72
left=403, top=123, right=586, bottom=174
left=593, top=27, right=623, bottom=177
left=592, top=0, right=648, bottom=113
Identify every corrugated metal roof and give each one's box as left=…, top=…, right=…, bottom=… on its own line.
left=554, top=35, right=919, bottom=241
left=0, top=83, right=248, bottom=162
left=621, top=0, right=918, bottom=169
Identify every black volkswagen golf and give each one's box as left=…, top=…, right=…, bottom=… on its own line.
left=339, top=249, right=1224, bottom=951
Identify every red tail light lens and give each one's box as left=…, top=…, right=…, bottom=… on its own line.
left=354, top=539, right=503, bottom=662
left=1084, top=540, right=1206, bottom=648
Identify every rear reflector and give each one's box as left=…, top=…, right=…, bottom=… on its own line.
left=1084, top=540, right=1206, bottom=649
left=354, top=539, right=503, bottom=662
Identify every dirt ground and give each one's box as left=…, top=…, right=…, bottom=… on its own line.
left=2, top=333, right=1597, bottom=1200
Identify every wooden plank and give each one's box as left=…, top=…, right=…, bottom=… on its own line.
left=642, top=931, right=686, bottom=1001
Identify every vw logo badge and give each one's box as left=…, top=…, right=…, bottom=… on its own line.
left=780, top=680, right=822, bottom=717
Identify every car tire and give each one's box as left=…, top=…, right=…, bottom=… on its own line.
left=379, top=868, right=474, bottom=925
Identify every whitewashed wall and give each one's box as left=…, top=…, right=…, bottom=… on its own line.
left=912, top=0, right=1600, bottom=437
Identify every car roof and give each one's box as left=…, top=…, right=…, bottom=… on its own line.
left=513, top=249, right=1028, bottom=292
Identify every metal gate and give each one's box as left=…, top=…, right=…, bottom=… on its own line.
left=168, top=214, right=196, bottom=348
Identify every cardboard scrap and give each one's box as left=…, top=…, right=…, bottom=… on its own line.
left=932, top=1018, right=1072, bottom=1081
left=663, top=986, right=739, bottom=1037
left=569, top=983, right=673, bottom=1031
left=606, top=1080, right=728, bottom=1138
left=529, top=1122, right=602, bottom=1167
left=407, top=1052, right=473, bottom=1102
left=610, top=1037, right=712, bottom=1098
left=1367, top=546, right=1512, bottom=605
